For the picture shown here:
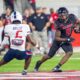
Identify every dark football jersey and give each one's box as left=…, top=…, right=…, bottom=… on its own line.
left=55, top=14, right=77, bottom=38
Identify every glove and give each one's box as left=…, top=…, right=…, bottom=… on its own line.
left=66, top=37, right=75, bottom=42
left=74, top=24, right=80, bottom=33
left=74, top=27, right=80, bottom=33
left=60, top=37, right=75, bottom=46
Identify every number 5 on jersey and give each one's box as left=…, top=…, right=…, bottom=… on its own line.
left=15, top=30, right=22, bottom=38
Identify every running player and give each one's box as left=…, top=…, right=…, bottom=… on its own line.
left=34, top=7, right=80, bottom=72
left=0, top=11, right=38, bottom=75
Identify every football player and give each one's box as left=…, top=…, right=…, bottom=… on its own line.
left=0, top=11, right=38, bottom=75
left=34, top=7, right=80, bottom=72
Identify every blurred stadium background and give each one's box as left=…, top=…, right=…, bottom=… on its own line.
left=0, top=0, right=80, bottom=48
left=0, top=0, right=80, bottom=16
left=0, top=0, right=80, bottom=73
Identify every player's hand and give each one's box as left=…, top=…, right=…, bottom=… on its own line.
left=74, top=22, right=80, bottom=33
left=66, top=37, right=75, bottom=42
left=74, top=27, right=80, bottom=33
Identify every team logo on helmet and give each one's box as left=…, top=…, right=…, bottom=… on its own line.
left=10, top=11, right=22, bottom=23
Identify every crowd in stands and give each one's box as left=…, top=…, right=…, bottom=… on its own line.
left=0, top=0, right=59, bottom=55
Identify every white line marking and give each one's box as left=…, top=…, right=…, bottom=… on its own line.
left=0, top=72, right=80, bottom=77
left=0, top=77, right=66, bottom=79
left=0, top=71, right=80, bottom=79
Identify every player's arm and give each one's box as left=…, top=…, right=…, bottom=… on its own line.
left=0, top=35, right=9, bottom=50
left=70, top=14, right=80, bottom=33
left=25, top=24, right=39, bottom=47
left=74, top=20, right=80, bottom=33
left=55, top=30, right=74, bottom=42
left=0, top=26, right=9, bottom=50
left=0, top=36, right=9, bottom=46
left=55, top=30, right=66, bottom=42
left=26, top=34, right=39, bottom=48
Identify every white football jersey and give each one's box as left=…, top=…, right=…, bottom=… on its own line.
left=4, top=24, right=30, bottom=51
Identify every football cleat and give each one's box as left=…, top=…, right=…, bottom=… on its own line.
left=34, top=61, right=42, bottom=72
left=22, top=70, right=27, bottom=75
left=52, top=68, right=62, bottom=72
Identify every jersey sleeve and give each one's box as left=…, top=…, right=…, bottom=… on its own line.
left=4, top=25, right=9, bottom=37
left=69, top=14, right=77, bottom=23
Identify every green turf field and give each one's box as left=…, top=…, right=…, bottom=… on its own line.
left=0, top=52, right=80, bottom=73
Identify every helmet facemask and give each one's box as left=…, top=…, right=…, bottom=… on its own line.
left=57, top=7, right=69, bottom=20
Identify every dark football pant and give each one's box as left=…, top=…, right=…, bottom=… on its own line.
left=48, top=40, right=73, bottom=58
left=3, top=48, right=32, bottom=62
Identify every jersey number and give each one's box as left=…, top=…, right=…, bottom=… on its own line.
left=12, top=30, right=23, bottom=46
left=15, top=30, right=22, bottom=38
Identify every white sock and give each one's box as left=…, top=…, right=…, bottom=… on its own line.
left=23, top=70, right=27, bottom=72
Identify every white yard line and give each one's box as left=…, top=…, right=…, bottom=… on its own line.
left=0, top=71, right=80, bottom=79
left=0, top=76, right=66, bottom=79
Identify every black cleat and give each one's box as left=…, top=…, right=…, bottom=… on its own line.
left=52, top=68, right=62, bottom=72
left=22, top=70, right=27, bottom=75
left=34, top=61, right=42, bottom=72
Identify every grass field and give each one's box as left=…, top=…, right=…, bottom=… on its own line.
left=0, top=52, right=80, bottom=73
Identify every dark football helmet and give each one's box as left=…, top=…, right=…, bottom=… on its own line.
left=57, top=7, right=69, bottom=20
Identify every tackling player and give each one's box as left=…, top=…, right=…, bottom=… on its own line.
left=34, top=7, right=80, bottom=72
left=0, top=11, right=38, bottom=75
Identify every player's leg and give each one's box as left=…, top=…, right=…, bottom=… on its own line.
left=19, top=41, right=32, bottom=75
left=34, top=41, right=60, bottom=72
left=34, top=54, right=50, bottom=72
left=24, top=56, right=32, bottom=70
left=0, top=49, right=14, bottom=67
left=0, top=59, right=8, bottom=66
left=53, top=43, right=73, bottom=72
left=26, top=42, right=31, bottom=51
left=21, top=50, right=32, bottom=75
left=22, top=56, right=32, bottom=75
